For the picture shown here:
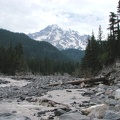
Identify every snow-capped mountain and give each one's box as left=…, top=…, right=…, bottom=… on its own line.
left=28, top=24, right=89, bottom=50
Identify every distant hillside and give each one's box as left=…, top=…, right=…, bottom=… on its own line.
left=0, top=29, right=69, bottom=61
left=61, top=49, right=85, bottom=62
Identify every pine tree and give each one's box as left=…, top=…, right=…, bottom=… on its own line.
left=81, top=32, right=100, bottom=75
left=117, top=0, right=120, bottom=57
left=117, top=0, right=120, bottom=14
left=12, top=43, right=27, bottom=74
left=107, top=12, right=118, bottom=61
left=109, top=12, right=117, bottom=36
left=97, top=25, right=103, bottom=50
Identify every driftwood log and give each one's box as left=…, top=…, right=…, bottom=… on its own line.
left=48, top=76, right=109, bottom=87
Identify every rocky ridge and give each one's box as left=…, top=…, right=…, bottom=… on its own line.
left=0, top=61, right=120, bottom=119
left=28, top=24, right=89, bottom=50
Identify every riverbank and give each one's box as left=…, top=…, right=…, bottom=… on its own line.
left=0, top=65, right=120, bottom=120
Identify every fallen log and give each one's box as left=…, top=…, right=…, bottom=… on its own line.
left=48, top=76, right=109, bottom=87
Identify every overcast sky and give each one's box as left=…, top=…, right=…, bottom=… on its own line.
left=0, top=0, right=118, bottom=36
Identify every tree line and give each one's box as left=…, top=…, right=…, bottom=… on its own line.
left=28, top=59, right=79, bottom=75
left=0, top=43, right=79, bottom=75
left=80, top=0, right=120, bottom=76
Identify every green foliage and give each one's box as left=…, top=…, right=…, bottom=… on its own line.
left=0, top=29, right=69, bottom=61
left=0, top=29, right=81, bottom=75
left=80, top=0, right=120, bottom=76
left=61, top=49, right=85, bottom=62
left=12, top=43, right=28, bottom=74
left=99, top=52, right=109, bottom=65
left=81, top=33, right=101, bottom=75
left=0, top=44, right=27, bottom=75
left=27, top=58, right=79, bottom=75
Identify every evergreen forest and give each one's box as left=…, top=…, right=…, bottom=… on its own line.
left=81, top=0, right=120, bottom=76
left=0, top=30, right=81, bottom=75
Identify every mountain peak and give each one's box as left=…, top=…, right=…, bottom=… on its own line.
left=28, top=24, right=89, bottom=50
left=48, top=24, right=60, bottom=29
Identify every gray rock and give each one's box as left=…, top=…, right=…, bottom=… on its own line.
left=114, top=104, right=120, bottom=112
left=109, top=99, right=117, bottom=106
left=17, top=96, right=26, bottom=102
left=115, top=89, right=120, bottom=99
left=54, top=109, right=66, bottom=116
left=117, top=99, right=120, bottom=105
left=81, top=104, right=109, bottom=119
left=59, top=112, right=90, bottom=120
left=92, top=118, right=103, bottom=120
left=103, top=110, right=120, bottom=120
left=25, top=97, right=33, bottom=102
left=105, top=99, right=117, bottom=106
left=95, top=92, right=104, bottom=96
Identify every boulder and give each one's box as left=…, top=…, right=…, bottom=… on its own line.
left=81, top=104, right=108, bottom=119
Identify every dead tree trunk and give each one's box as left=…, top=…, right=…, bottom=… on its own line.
left=48, top=76, right=109, bottom=87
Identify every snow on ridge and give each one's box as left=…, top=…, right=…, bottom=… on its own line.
left=28, top=24, right=89, bottom=50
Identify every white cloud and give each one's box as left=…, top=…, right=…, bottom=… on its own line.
left=0, top=0, right=118, bottom=37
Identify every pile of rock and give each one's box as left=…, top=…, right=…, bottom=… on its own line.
left=0, top=62, right=120, bottom=120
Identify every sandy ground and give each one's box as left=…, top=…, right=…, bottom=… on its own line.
left=0, top=77, right=30, bottom=87
left=0, top=99, right=40, bottom=120
left=0, top=89, right=90, bottom=119
left=0, top=76, right=90, bottom=120
left=41, top=89, right=89, bottom=106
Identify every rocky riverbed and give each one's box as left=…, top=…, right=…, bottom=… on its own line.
left=0, top=62, right=120, bottom=120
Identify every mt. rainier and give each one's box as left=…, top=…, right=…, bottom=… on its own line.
left=28, top=24, right=89, bottom=50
